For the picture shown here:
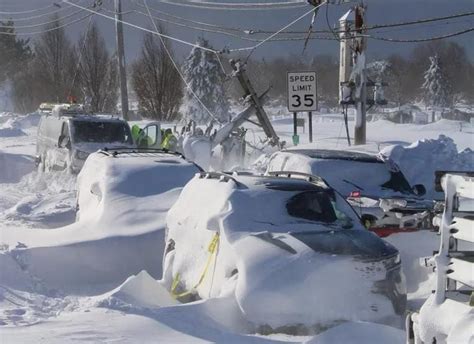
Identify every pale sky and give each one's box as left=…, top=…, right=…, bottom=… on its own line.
left=1, top=0, right=473, bottom=62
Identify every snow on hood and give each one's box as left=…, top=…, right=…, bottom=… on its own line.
left=380, top=135, right=474, bottom=200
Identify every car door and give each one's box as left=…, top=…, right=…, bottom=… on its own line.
left=50, top=121, right=71, bottom=170
left=141, top=122, right=162, bottom=149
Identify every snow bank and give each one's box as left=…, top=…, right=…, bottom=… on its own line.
left=0, top=124, right=26, bottom=137
left=96, top=271, right=178, bottom=309
left=0, top=151, right=35, bottom=184
left=305, top=321, right=405, bottom=344
left=415, top=295, right=474, bottom=344
left=2, top=152, right=200, bottom=294
left=381, top=135, right=474, bottom=200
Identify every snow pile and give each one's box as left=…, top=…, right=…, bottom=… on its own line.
left=381, top=135, right=474, bottom=200
left=1, top=152, right=200, bottom=294
left=305, top=321, right=405, bottom=344
left=415, top=295, right=474, bottom=344
left=0, top=151, right=35, bottom=184
left=0, top=170, right=77, bottom=228
left=96, top=271, right=178, bottom=310
left=0, top=118, right=27, bottom=137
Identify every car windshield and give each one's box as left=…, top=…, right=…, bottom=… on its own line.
left=307, top=159, right=413, bottom=196
left=286, top=191, right=355, bottom=229
left=72, top=121, right=132, bottom=144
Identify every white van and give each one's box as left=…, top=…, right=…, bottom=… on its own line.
left=36, top=106, right=134, bottom=173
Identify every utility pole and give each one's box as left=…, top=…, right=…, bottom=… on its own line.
left=353, top=4, right=367, bottom=145
left=115, top=0, right=129, bottom=120
left=230, top=59, right=280, bottom=146
left=338, top=3, right=367, bottom=145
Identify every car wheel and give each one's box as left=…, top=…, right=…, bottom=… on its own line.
left=361, top=215, right=377, bottom=229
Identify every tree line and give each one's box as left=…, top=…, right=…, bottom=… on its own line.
left=1, top=16, right=472, bottom=120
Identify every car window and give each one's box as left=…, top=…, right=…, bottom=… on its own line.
left=287, top=191, right=338, bottom=223
left=72, top=121, right=132, bottom=144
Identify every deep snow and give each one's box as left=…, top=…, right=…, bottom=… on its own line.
left=0, top=110, right=472, bottom=343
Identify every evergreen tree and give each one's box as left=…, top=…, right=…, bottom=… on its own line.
left=422, top=54, right=451, bottom=108
left=182, top=37, right=229, bottom=124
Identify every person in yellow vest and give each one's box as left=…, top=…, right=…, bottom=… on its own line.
left=161, top=128, right=178, bottom=151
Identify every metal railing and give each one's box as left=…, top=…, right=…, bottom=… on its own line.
left=434, top=171, right=474, bottom=304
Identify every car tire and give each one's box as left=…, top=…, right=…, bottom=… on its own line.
left=361, top=215, right=377, bottom=229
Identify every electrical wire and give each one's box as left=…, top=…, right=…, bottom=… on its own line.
left=155, top=0, right=308, bottom=10
left=0, top=3, right=56, bottom=15
left=0, top=4, right=73, bottom=22
left=0, top=12, right=94, bottom=36
left=142, top=0, right=223, bottom=124
left=62, top=0, right=220, bottom=53
left=250, top=10, right=474, bottom=35
left=231, top=1, right=327, bottom=56
left=366, top=27, right=474, bottom=43
left=0, top=8, right=89, bottom=29
left=136, top=1, right=244, bottom=33
left=68, top=14, right=94, bottom=97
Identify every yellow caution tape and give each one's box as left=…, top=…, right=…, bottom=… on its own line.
left=171, top=232, right=220, bottom=299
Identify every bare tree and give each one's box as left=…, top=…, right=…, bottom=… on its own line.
left=131, top=27, right=182, bottom=120
left=78, top=23, right=118, bottom=112
left=32, top=14, right=78, bottom=103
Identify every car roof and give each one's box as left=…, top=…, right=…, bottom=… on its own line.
left=198, top=172, right=329, bottom=192
left=41, top=113, right=126, bottom=123
left=285, top=149, right=382, bottom=163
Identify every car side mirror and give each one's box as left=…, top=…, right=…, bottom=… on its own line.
left=58, top=134, right=70, bottom=149
left=413, top=184, right=426, bottom=197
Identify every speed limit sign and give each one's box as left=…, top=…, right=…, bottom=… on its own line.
left=287, top=71, right=317, bottom=112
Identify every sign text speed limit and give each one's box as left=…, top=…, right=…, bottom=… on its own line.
left=287, top=71, right=317, bottom=112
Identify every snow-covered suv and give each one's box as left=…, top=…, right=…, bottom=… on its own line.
left=36, top=106, right=134, bottom=173
left=162, top=172, right=406, bottom=332
left=266, top=149, right=434, bottom=232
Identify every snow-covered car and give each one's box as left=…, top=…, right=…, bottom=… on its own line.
left=36, top=106, right=135, bottom=173
left=266, top=149, right=434, bottom=232
left=163, top=172, right=406, bottom=332
left=76, top=148, right=202, bottom=223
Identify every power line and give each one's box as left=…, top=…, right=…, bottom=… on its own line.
left=367, top=27, right=474, bottom=43
left=62, top=0, right=220, bottom=53
left=250, top=10, right=474, bottom=35
left=0, top=8, right=88, bottom=29
left=231, top=1, right=327, bottom=54
left=68, top=14, right=94, bottom=97
left=142, top=0, right=223, bottom=124
left=0, top=12, right=94, bottom=36
left=155, top=0, right=308, bottom=10
left=0, top=4, right=73, bottom=22
left=0, top=3, right=56, bottom=15
left=135, top=1, right=244, bottom=33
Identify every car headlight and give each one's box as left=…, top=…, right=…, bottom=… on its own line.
left=380, top=198, right=408, bottom=211
left=75, top=150, right=89, bottom=159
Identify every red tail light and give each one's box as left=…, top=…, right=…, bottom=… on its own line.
left=349, top=191, right=361, bottom=198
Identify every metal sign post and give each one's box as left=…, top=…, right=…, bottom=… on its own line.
left=288, top=71, right=317, bottom=146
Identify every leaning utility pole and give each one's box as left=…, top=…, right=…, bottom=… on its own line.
left=115, top=0, right=129, bottom=120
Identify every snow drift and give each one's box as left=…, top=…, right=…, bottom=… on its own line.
left=381, top=135, right=474, bottom=200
